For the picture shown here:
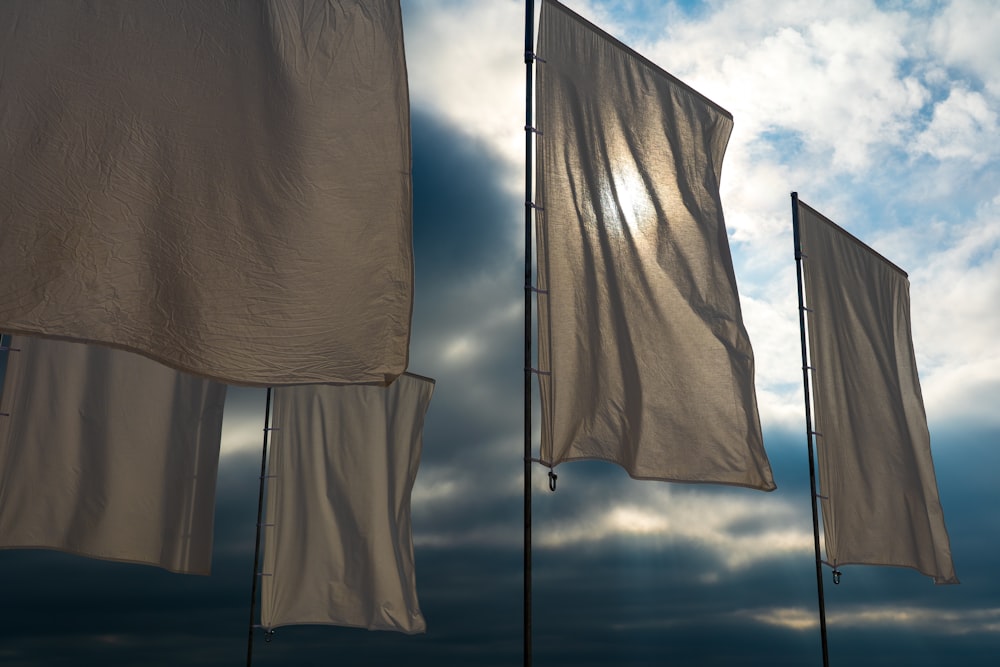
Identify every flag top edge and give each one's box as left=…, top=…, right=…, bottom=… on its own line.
left=796, top=197, right=908, bottom=278
left=540, top=0, right=733, bottom=122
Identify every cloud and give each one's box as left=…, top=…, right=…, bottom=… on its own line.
left=403, top=0, right=526, bottom=190
left=914, top=87, right=999, bottom=163
left=930, top=0, right=1000, bottom=96
left=746, top=604, right=1000, bottom=634
left=637, top=0, right=928, bottom=171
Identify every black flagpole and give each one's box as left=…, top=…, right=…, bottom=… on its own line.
left=246, top=386, right=274, bottom=667
left=523, top=2, right=535, bottom=667
left=792, top=192, right=831, bottom=667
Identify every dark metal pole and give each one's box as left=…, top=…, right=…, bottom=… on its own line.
left=523, top=2, right=535, bottom=667
left=246, top=386, right=274, bottom=667
left=792, top=192, right=830, bottom=667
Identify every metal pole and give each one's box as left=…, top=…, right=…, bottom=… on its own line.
left=523, top=2, right=535, bottom=666
left=246, top=386, right=274, bottom=667
left=792, top=192, right=830, bottom=667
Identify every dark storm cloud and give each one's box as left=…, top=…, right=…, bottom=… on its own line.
left=411, top=108, right=520, bottom=286
left=2, top=424, right=999, bottom=666
left=407, top=106, right=524, bottom=470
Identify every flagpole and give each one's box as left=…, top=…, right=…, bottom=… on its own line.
left=246, top=386, right=274, bottom=667
left=523, top=1, right=535, bottom=666
left=792, top=192, right=831, bottom=667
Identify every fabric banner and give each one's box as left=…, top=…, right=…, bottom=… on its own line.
left=797, top=200, right=957, bottom=584
left=535, top=0, right=774, bottom=490
left=261, top=373, right=434, bottom=633
left=0, top=335, right=226, bottom=575
left=0, top=0, right=412, bottom=386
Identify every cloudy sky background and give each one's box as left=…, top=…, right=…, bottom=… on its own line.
left=3, top=0, right=999, bottom=665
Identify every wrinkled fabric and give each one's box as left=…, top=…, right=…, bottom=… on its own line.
left=0, top=1, right=412, bottom=386
left=261, top=373, right=434, bottom=633
left=0, top=335, right=226, bottom=575
left=798, top=200, right=957, bottom=584
left=535, top=0, right=774, bottom=490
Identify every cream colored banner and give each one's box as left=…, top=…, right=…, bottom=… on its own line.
left=261, top=374, right=434, bottom=633
left=535, top=0, right=774, bottom=490
left=0, top=336, right=226, bottom=575
left=0, top=1, right=412, bottom=386
left=798, top=200, right=957, bottom=584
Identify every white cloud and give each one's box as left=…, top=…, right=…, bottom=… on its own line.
left=930, top=0, right=1000, bottom=96
left=535, top=485, right=814, bottom=570
left=635, top=0, right=927, bottom=172
left=745, top=604, right=1000, bottom=634
left=403, top=0, right=526, bottom=190
left=914, top=86, right=999, bottom=163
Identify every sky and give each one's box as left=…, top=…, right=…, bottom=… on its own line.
left=2, top=0, right=1000, bottom=665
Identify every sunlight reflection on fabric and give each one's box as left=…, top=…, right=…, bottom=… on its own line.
left=598, top=155, right=654, bottom=236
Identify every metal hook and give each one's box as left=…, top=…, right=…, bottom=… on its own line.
left=832, top=569, right=842, bottom=585
left=264, top=629, right=275, bottom=643
left=548, top=469, right=558, bottom=492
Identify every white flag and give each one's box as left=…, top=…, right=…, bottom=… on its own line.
left=0, top=1, right=412, bottom=386
left=797, top=199, right=957, bottom=584
left=535, top=0, right=774, bottom=490
left=0, top=336, right=226, bottom=575
left=261, top=374, right=434, bottom=633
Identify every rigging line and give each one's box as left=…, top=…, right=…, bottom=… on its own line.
left=246, top=386, right=274, bottom=667
left=523, top=2, right=536, bottom=667
left=792, top=192, right=831, bottom=667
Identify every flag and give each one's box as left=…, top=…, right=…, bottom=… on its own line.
left=0, top=0, right=412, bottom=386
left=0, top=335, right=226, bottom=575
left=534, top=0, right=774, bottom=490
left=260, top=373, right=434, bottom=633
left=797, top=199, right=957, bottom=584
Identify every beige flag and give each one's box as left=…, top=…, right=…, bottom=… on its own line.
left=797, top=200, right=957, bottom=584
left=260, top=374, right=434, bottom=633
left=0, top=1, right=412, bottom=386
left=0, top=336, right=226, bottom=575
left=535, top=0, right=774, bottom=490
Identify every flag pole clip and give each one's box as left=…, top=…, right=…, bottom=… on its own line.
left=264, top=629, right=275, bottom=643
left=832, top=569, right=842, bottom=585
left=548, top=469, right=558, bottom=492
